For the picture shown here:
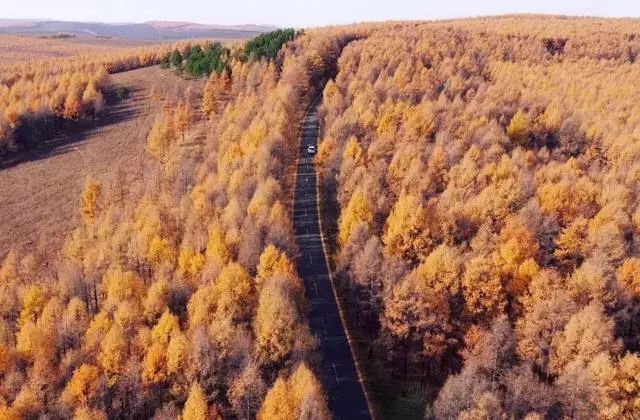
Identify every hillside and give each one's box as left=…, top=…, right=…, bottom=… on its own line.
left=0, top=18, right=271, bottom=40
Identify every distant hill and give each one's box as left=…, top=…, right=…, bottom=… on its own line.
left=0, top=18, right=275, bottom=40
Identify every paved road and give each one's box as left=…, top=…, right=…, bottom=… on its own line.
left=293, top=96, right=371, bottom=420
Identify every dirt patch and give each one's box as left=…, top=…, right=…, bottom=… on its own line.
left=0, top=66, right=204, bottom=258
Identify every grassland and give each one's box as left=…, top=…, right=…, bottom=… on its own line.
left=0, top=34, right=162, bottom=63
left=0, top=66, right=204, bottom=257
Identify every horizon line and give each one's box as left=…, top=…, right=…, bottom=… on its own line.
left=1, top=12, right=640, bottom=29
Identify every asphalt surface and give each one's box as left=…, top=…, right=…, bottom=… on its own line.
left=293, top=96, right=371, bottom=420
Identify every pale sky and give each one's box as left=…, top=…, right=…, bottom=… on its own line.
left=0, top=0, right=638, bottom=27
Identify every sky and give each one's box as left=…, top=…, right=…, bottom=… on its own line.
left=0, top=0, right=638, bottom=27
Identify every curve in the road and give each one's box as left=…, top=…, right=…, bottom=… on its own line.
left=293, top=95, right=373, bottom=420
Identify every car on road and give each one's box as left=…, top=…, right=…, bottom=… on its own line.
left=307, top=145, right=317, bottom=155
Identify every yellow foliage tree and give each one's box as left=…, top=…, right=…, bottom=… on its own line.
left=506, top=110, right=530, bottom=144
left=113, top=299, right=142, bottom=333
left=213, top=263, right=255, bottom=321
left=0, top=249, right=18, bottom=284
left=178, top=247, right=206, bottom=279
left=143, top=277, right=170, bottom=322
left=166, top=332, right=189, bottom=376
left=338, top=190, right=373, bottom=246
left=63, top=84, right=84, bottom=120
left=18, top=285, right=46, bottom=328
left=549, top=302, right=616, bottom=375
left=536, top=173, right=599, bottom=226
left=151, top=310, right=180, bottom=347
left=142, top=342, right=168, bottom=385
left=82, top=310, right=112, bottom=354
left=608, top=353, right=640, bottom=418
left=540, top=100, right=562, bottom=132
left=183, top=382, right=208, bottom=420
left=462, top=256, right=506, bottom=321
left=61, top=364, right=102, bottom=408
left=202, top=73, right=219, bottom=117
left=588, top=352, right=640, bottom=419
left=255, top=245, right=296, bottom=290
left=15, top=320, right=49, bottom=361
left=147, top=109, right=176, bottom=166
left=10, top=384, right=44, bottom=418
left=416, top=245, right=462, bottom=295
left=174, top=99, right=192, bottom=141
left=97, top=325, right=128, bottom=385
left=103, top=267, right=144, bottom=309
left=495, top=216, right=540, bottom=297
left=206, top=227, right=231, bottom=266
left=343, top=136, right=365, bottom=166
left=383, top=194, right=433, bottom=262
left=186, top=284, right=215, bottom=330
left=80, top=177, right=101, bottom=224
left=258, top=363, right=329, bottom=420
left=82, top=81, right=105, bottom=115
left=147, top=234, right=176, bottom=267
left=257, top=377, right=293, bottom=420
left=316, top=137, right=337, bottom=167
left=0, top=344, right=11, bottom=375
left=73, top=407, right=107, bottom=420
left=219, top=69, right=231, bottom=91
left=254, top=282, right=305, bottom=365
left=616, top=258, right=640, bottom=298
left=554, top=217, right=589, bottom=267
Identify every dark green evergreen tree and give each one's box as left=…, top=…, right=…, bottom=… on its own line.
left=170, top=49, right=183, bottom=69
left=245, top=29, right=298, bottom=61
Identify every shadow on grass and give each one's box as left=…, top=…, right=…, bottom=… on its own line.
left=0, top=84, right=144, bottom=171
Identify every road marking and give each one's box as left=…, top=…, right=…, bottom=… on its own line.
left=333, top=362, right=340, bottom=384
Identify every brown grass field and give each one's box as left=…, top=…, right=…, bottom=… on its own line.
left=0, top=66, right=204, bottom=258
left=0, top=35, right=162, bottom=62
left=0, top=33, right=249, bottom=63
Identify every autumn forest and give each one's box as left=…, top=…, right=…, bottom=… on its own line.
left=0, top=13, right=639, bottom=420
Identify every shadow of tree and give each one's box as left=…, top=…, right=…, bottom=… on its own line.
left=0, top=84, right=145, bottom=171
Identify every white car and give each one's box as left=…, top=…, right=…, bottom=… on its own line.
left=307, top=145, right=317, bottom=155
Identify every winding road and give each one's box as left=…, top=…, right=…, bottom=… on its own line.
left=293, top=96, right=372, bottom=420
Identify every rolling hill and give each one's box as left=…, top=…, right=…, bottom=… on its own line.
left=0, top=18, right=274, bottom=40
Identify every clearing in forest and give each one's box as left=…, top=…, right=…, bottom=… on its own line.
left=0, top=66, right=203, bottom=257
